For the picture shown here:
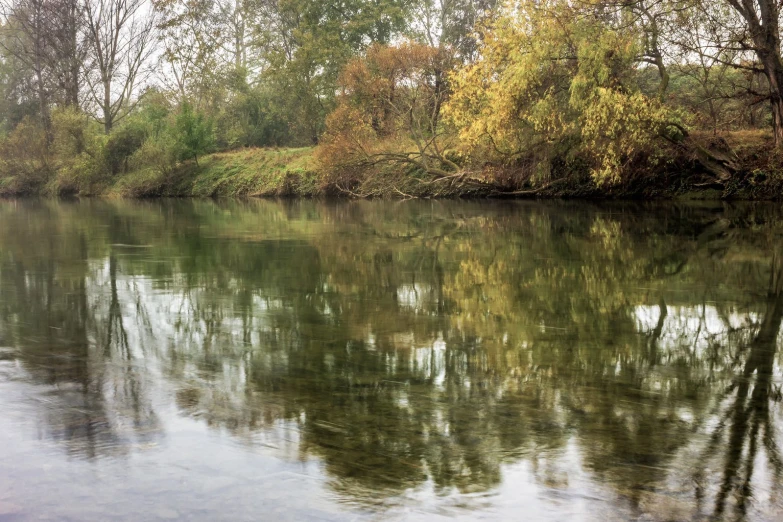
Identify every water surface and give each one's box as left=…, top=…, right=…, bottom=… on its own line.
left=1, top=199, right=782, bottom=521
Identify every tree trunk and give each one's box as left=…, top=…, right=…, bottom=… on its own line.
left=67, top=0, right=81, bottom=107
left=727, top=0, right=783, bottom=145
left=771, top=89, right=783, bottom=146
left=760, top=53, right=783, bottom=146
left=103, top=78, right=112, bottom=134
left=35, top=59, right=51, bottom=142
left=32, top=2, right=51, bottom=141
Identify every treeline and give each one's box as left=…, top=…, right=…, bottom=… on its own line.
left=0, top=0, right=781, bottom=197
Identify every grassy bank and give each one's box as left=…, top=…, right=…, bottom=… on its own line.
left=107, top=147, right=320, bottom=198
left=3, top=131, right=783, bottom=199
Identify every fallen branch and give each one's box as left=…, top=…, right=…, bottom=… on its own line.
left=492, top=176, right=571, bottom=196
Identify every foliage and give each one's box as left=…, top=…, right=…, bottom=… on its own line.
left=445, top=0, right=684, bottom=185
left=215, top=85, right=292, bottom=149
left=317, top=42, right=461, bottom=194
left=414, top=0, right=499, bottom=61
left=255, top=0, right=414, bottom=145
left=0, top=0, right=782, bottom=196
left=0, top=115, right=50, bottom=193
left=115, top=90, right=179, bottom=179
left=173, top=102, right=215, bottom=164
left=50, top=106, right=105, bottom=193
left=112, top=146, right=318, bottom=197
left=661, top=65, right=757, bottom=133
left=104, top=123, right=146, bottom=175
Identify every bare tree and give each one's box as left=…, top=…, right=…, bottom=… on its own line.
left=0, top=0, right=54, bottom=133
left=416, top=0, right=498, bottom=61
left=720, top=0, right=783, bottom=145
left=1, top=0, right=88, bottom=120
left=83, top=0, right=156, bottom=133
left=47, top=0, right=86, bottom=107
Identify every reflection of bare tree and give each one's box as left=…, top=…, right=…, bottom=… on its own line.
left=102, top=251, right=160, bottom=445
left=0, top=230, right=116, bottom=458
left=0, top=207, right=162, bottom=459
left=106, top=253, right=130, bottom=357
left=696, top=256, right=783, bottom=519
left=647, top=296, right=667, bottom=366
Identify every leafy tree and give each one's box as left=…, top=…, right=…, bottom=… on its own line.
left=0, top=30, right=40, bottom=132
left=258, top=0, right=415, bottom=145
left=154, top=0, right=236, bottom=107
left=0, top=0, right=55, bottom=136
left=317, top=42, right=463, bottom=195
left=174, top=101, right=214, bottom=165
left=445, top=0, right=683, bottom=185
left=415, top=0, right=498, bottom=61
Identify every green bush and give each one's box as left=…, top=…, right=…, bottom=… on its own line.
left=0, top=116, right=51, bottom=194
left=129, top=134, right=178, bottom=177
left=50, top=107, right=107, bottom=194
left=216, top=88, right=291, bottom=149
left=104, top=123, right=146, bottom=175
left=174, top=102, right=215, bottom=165
left=106, top=91, right=178, bottom=178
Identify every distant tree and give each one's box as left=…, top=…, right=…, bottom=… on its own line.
left=415, top=0, right=498, bottom=61
left=258, top=0, right=414, bottom=145
left=83, top=0, right=157, bottom=133
left=47, top=0, right=87, bottom=108
left=1, top=0, right=88, bottom=128
left=0, top=0, right=55, bottom=135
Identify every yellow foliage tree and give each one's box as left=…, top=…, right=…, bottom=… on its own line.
left=445, top=0, right=685, bottom=185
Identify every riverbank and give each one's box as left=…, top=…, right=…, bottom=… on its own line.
left=2, top=131, right=782, bottom=199
left=107, top=147, right=320, bottom=198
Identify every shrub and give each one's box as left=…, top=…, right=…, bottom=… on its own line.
left=216, top=88, right=292, bottom=149
left=50, top=107, right=108, bottom=193
left=174, top=102, right=215, bottom=165
left=0, top=116, right=51, bottom=194
left=128, top=133, right=178, bottom=177
left=104, top=123, right=146, bottom=175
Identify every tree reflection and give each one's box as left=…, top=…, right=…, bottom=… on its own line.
left=0, top=199, right=781, bottom=519
left=693, top=255, right=783, bottom=519
left=0, top=202, right=161, bottom=459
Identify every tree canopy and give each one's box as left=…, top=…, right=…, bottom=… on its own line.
left=0, top=0, right=780, bottom=195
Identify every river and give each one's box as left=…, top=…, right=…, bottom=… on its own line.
left=0, top=199, right=781, bottom=521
